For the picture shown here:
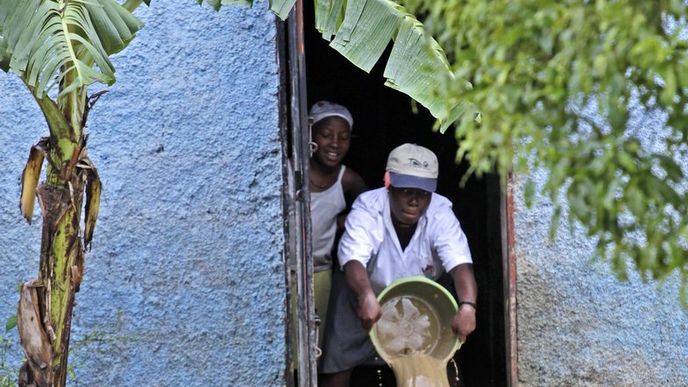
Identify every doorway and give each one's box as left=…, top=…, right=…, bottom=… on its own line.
left=299, top=2, right=509, bottom=385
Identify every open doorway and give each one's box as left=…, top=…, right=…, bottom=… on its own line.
left=300, top=2, right=508, bottom=385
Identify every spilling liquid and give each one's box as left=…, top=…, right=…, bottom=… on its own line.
left=389, top=353, right=449, bottom=387
left=374, top=296, right=452, bottom=387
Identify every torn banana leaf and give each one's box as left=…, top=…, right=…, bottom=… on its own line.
left=270, top=0, right=296, bottom=20
left=317, top=0, right=465, bottom=129
left=197, top=0, right=294, bottom=19
left=383, top=17, right=473, bottom=132
left=197, top=0, right=467, bottom=128
left=315, top=0, right=346, bottom=41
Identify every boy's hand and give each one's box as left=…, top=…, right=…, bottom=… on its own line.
left=452, top=303, right=476, bottom=342
left=357, top=291, right=381, bottom=331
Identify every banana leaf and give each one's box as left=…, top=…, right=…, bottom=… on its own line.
left=199, top=0, right=465, bottom=127
left=0, top=0, right=143, bottom=98
left=318, top=0, right=467, bottom=130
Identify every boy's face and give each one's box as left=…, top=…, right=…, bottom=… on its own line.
left=312, top=117, right=351, bottom=168
left=388, top=186, right=432, bottom=226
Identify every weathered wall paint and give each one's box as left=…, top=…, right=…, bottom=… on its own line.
left=0, top=1, right=286, bottom=386
left=514, top=101, right=688, bottom=385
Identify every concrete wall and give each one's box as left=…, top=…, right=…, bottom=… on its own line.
left=514, top=102, right=688, bottom=385
left=0, top=1, right=286, bottom=386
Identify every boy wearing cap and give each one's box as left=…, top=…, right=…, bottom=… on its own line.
left=319, top=144, right=477, bottom=386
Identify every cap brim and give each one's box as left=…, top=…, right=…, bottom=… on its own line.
left=389, top=173, right=437, bottom=192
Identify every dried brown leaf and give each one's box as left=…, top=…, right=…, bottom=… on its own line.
left=17, top=281, right=53, bottom=385
left=20, top=142, right=47, bottom=224
left=84, top=159, right=101, bottom=250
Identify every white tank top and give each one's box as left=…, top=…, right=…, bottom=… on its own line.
left=311, top=166, right=347, bottom=272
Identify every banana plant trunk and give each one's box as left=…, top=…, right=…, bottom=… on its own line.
left=17, top=92, right=101, bottom=387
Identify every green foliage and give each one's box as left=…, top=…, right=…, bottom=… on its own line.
left=0, top=335, right=18, bottom=387
left=401, top=0, right=688, bottom=298
left=3, top=316, right=15, bottom=333
left=1, top=312, right=18, bottom=385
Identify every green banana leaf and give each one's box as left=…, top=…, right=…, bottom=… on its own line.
left=0, top=0, right=142, bottom=99
left=1, top=0, right=464, bottom=128
left=203, top=0, right=466, bottom=128
left=316, top=0, right=469, bottom=130
left=198, top=0, right=295, bottom=18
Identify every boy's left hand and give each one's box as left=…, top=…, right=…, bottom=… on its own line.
left=452, top=304, right=476, bottom=343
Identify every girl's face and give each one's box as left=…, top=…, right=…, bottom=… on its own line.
left=312, top=116, right=351, bottom=168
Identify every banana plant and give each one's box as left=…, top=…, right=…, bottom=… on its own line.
left=1, top=0, right=142, bottom=385
left=0, top=0, right=459, bottom=385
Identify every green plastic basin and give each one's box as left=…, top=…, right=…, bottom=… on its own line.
left=369, top=275, right=461, bottom=364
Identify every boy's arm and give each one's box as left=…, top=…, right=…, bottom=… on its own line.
left=343, top=260, right=381, bottom=331
left=450, top=263, right=477, bottom=342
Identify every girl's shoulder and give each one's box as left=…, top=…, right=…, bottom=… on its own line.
left=341, top=165, right=367, bottom=196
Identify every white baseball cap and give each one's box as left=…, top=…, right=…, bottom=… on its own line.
left=386, top=143, right=438, bottom=192
left=308, top=101, right=354, bottom=130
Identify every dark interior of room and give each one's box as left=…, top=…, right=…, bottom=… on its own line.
left=301, top=3, right=507, bottom=385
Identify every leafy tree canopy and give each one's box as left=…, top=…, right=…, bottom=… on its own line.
left=399, top=0, right=688, bottom=301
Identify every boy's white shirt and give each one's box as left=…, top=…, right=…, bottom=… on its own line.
left=338, top=187, right=473, bottom=294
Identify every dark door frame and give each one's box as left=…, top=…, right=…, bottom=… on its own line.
left=280, top=1, right=519, bottom=385
left=504, top=177, right=518, bottom=386
left=279, top=1, right=319, bottom=386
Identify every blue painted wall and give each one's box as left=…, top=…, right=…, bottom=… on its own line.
left=514, top=99, right=688, bottom=384
left=5, top=1, right=685, bottom=386
left=0, top=1, right=286, bottom=385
